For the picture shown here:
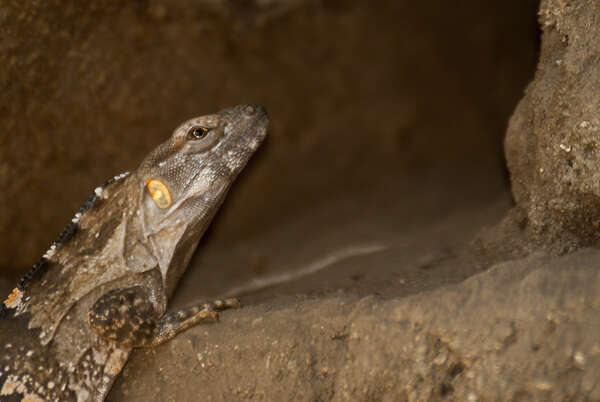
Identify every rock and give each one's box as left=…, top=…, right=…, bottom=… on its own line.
left=109, top=248, right=600, bottom=401
left=505, top=0, right=600, bottom=248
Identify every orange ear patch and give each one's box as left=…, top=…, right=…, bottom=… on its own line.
left=146, top=179, right=172, bottom=209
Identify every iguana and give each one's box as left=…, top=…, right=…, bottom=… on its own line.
left=0, top=104, right=268, bottom=401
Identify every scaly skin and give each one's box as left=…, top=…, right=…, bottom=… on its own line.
left=0, top=104, right=268, bottom=402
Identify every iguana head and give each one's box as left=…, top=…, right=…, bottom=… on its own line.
left=136, top=104, right=268, bottom=296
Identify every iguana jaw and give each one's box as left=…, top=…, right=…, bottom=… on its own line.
left=137, top=104, right=268, bottom=295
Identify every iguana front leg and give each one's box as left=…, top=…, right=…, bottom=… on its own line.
left=88, top=286, right=241, bottom=347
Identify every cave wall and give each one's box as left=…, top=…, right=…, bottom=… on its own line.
left=0, top=0, right=538, bottom=272
left=506, top=0, right=600, bottom=249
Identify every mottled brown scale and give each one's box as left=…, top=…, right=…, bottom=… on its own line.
left=88, top=287, right=157, bottom=347
left=88, top=286, right=240, bottom=348
left=0, top=105, right=268, bottom=401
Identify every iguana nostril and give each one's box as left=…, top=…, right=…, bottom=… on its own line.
left=244, top=105, right=256, bottom=116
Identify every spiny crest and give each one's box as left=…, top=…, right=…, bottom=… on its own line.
left=1, top=172, right=131, bottom=317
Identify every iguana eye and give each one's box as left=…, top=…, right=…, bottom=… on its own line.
left=146, top=178, right=172, bottom=209
left=187, top=126, right=209, bottom=140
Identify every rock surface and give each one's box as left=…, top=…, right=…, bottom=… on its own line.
left=505, top=0, right=600, bottom=249
left=111, top=248, right=600, bottom=401
left=104, top=170, right=600, bottom=401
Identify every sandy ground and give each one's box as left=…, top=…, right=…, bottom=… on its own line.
left=174, top=168, right=510, bottom=307
left=99, top=167, right=600, bottom=401
left=103, top=166, right=524, bottom=401
left=0, top=166, right=518, bottom=401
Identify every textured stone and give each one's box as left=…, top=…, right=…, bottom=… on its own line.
left=110, top=248, right=600, bottom=402
left=505, top=0, right=600, bottom=248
